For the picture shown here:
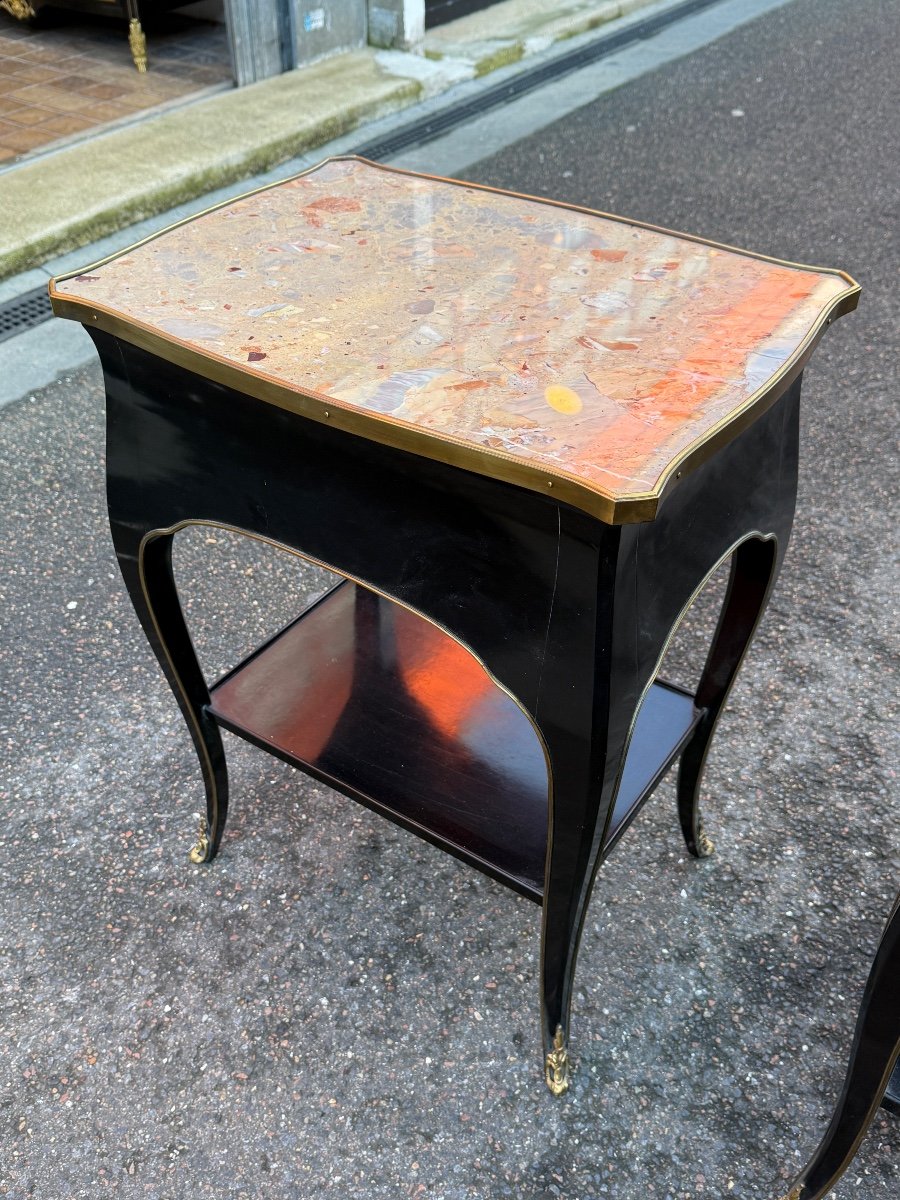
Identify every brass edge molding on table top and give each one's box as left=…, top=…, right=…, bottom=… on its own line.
left=47, top=286, right=856, bottom=525
left=649, top=283, right=858, bottom=510
left=49, top=156, right=860, bottom=526
left=47, top=293, right=641, bottom=525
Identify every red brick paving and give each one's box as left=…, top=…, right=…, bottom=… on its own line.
left=0, top=9, right=230, bottom=164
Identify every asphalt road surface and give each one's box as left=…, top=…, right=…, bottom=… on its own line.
left=1, top=0, right=897, bottom=1197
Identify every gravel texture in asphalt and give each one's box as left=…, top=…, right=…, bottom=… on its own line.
left=1, top=0, right=897, bottom=1196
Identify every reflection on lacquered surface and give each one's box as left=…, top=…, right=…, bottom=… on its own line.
left=210, top=581, right=550, bottom=895
left=208, top=582, right=701, bottom=898
left=55, top=157, right=855, bottom=500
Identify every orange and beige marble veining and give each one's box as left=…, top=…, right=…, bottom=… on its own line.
left=53, top=158, right=854, bottom=501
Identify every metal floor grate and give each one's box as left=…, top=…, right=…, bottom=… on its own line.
left=0, top=286, right=53, bottom=345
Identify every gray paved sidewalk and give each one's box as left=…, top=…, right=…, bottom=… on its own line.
left=1, top=0, right=897, bottom=1197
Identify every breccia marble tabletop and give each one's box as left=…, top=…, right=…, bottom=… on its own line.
left=50, top=157, right=858, bottom=523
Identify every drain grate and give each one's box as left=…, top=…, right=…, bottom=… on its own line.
left=0, top=286, right=53, bottom=346
left=356, top=0, right=721, bottom=160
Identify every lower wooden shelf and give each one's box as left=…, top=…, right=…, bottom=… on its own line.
left=207, top=582, right=702, bottom=901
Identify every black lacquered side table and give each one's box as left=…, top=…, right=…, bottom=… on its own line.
left=50, top=157, right=859, bottom=1094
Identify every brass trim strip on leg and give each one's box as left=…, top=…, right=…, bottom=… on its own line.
left=786, top=1044, right=900, bottom=1200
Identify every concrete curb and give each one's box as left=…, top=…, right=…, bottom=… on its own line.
left=0, top=51, right=421, bottom=281
left=423, top=0, right=653, bottom=74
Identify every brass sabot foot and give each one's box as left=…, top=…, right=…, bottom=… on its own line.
left=0, top=0, right=36, bottom=20
left=696, top=818, right=714, bottom=857
left=189, top=814, right=210, bottom=864
left=544, top=1026, right=570, bottom=1096
left=128, top=18, right=148, bottom=73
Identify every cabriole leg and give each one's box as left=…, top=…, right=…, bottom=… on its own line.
left=532, top=518, right=638, bottom=1096
left=110, top=525, right=229, bottom=863
left=540, top=784, right=596, bottom=1097
left=677, top=535, right=779, bottom=857
left=539, top=690, right=641, bottom=1096
left=540, top=782, right=613, bottom=1096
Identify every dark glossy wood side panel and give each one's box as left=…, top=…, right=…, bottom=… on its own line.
left=207, top=581, right=701, bottom=900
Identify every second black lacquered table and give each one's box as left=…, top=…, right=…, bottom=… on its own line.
left=50, top=157, right=859, bottom=1095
